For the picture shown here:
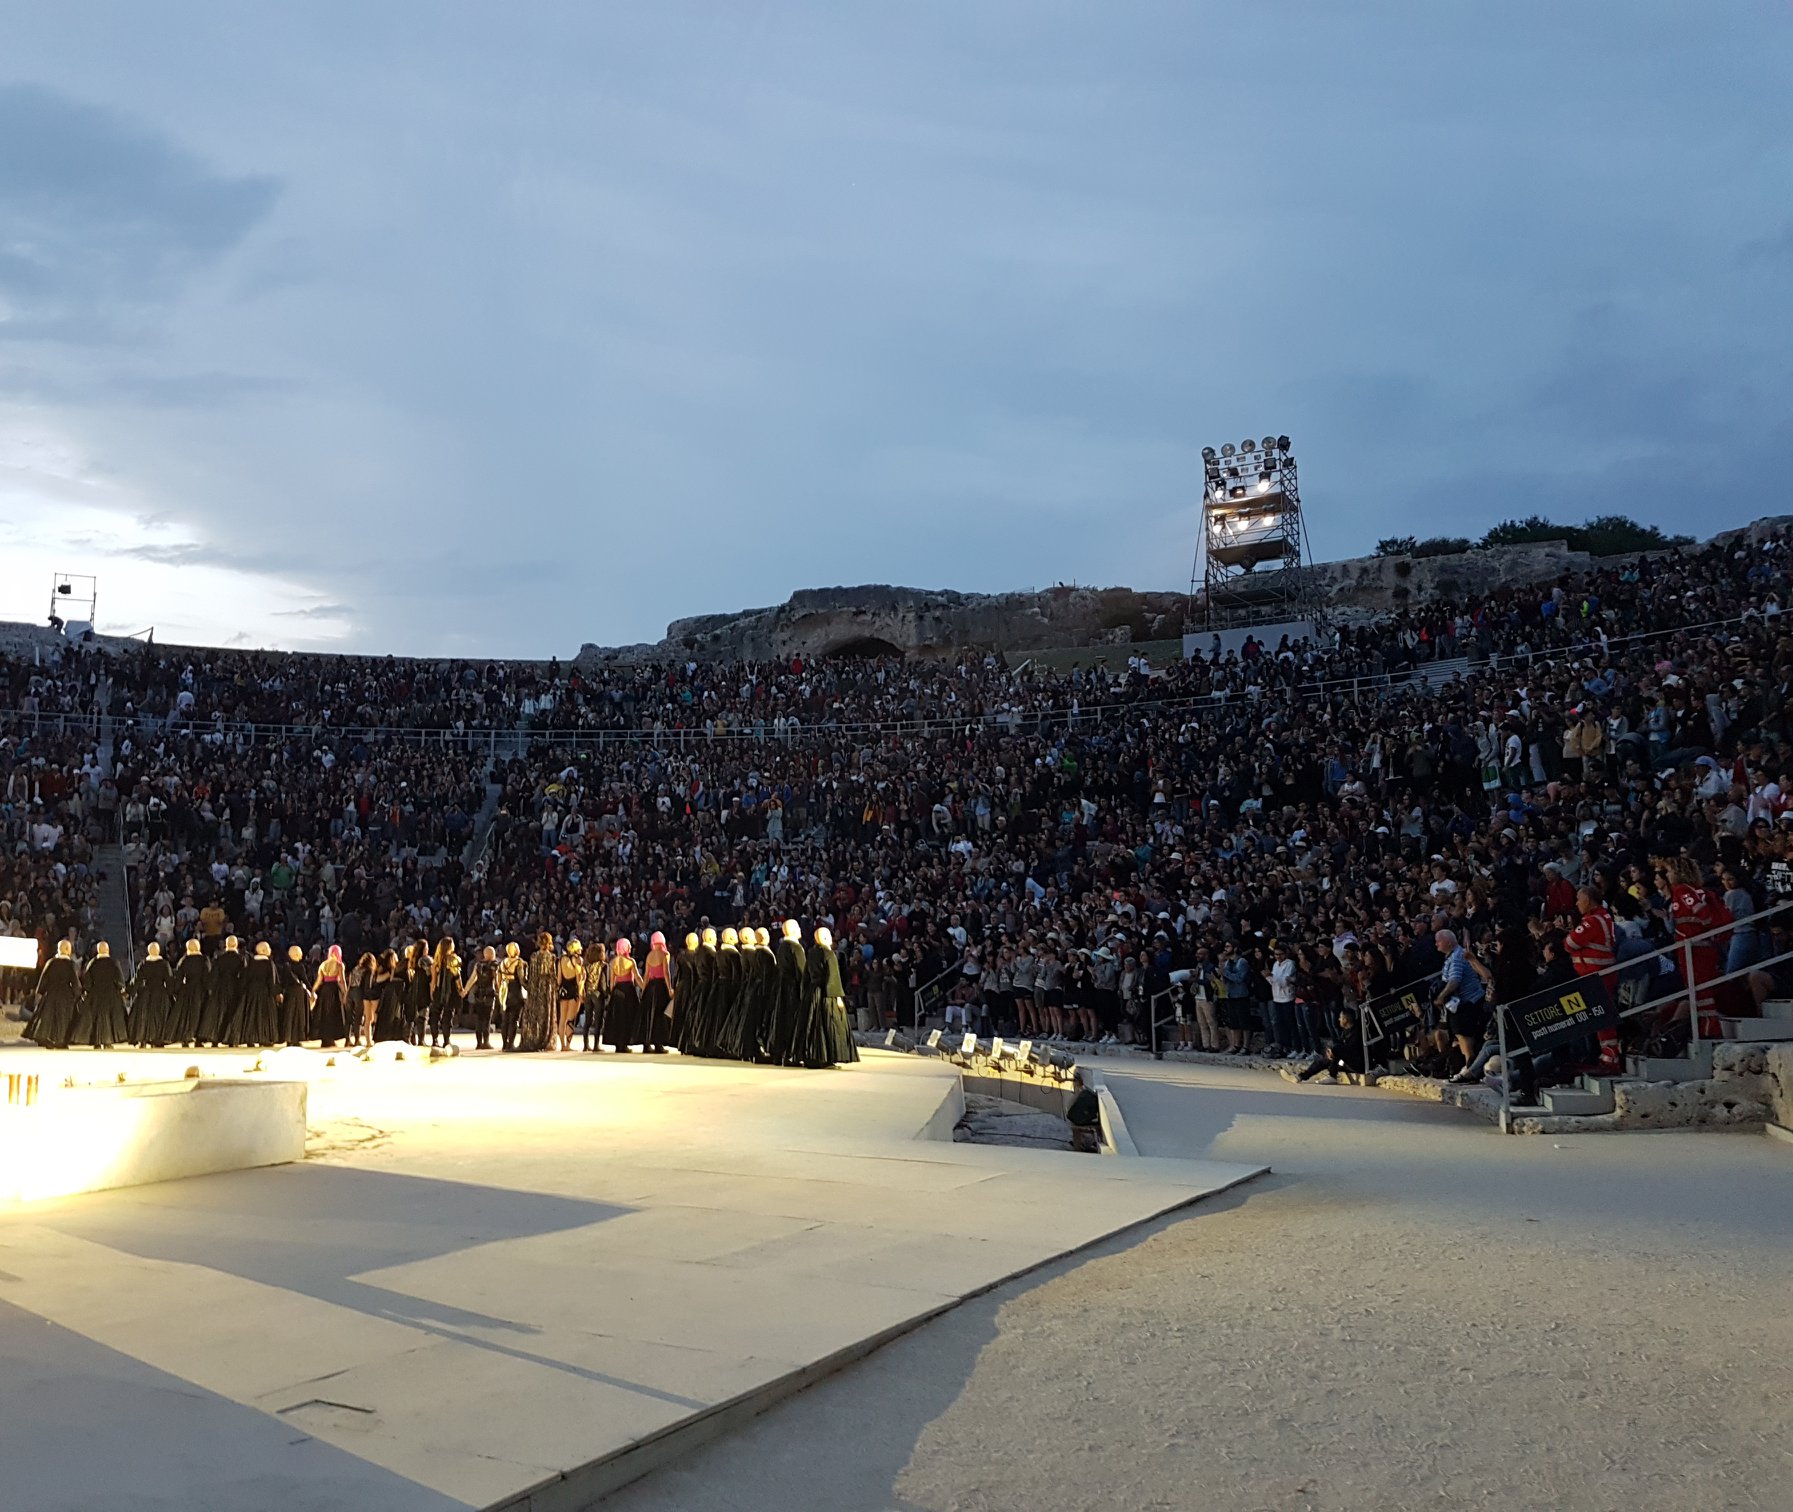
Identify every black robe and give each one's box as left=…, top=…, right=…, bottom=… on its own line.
left=171, top=954, right=209, bottom=1044
left=809, top=945, right=858, bottom=1065
left=131, top=956, right=176, bottom=1047
left=690, top=944, right=721, bottom=1056
left=24, top=956, right=82, bottom=1048
left=313, top=972, right=349, bottom=1046
left=672, top=947, right=706, bottom=1055
left=237, top=956, right=281, bottom=1046
left=604, top=961, right=642, bottom=1049
left=200, top=948, right=245, bottom=1045
left=278, top=961, right=313, bottom=1045
left=723, top=943, right=763, bottom=1061
left=79, top=954, right=131, bottom=1048
left=769, top=935, right=811, bottom=1066
left=711, top=945, right=745, bottom=1058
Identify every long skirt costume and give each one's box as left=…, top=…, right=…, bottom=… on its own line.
left=768, top=937, right=813, bottom=1067
left=237, top=957, right=281, bottom=1046
left=313, top=973, right=349, bottom=1046
left=519, top=948, right=557, bottom=1051
left=603, top=958, right=642, bottom=1049
left=374, top=972, right=405, bottom=1040
left=79, top=954, right=131, bottom=1048
left=640, top=951, right=671, bottom=1051
left=279, top=962, right=313, bottom=1045
left=131, top=957, right=176, bottom=1047
left=672, top=947, right=706, bottom=1055
left=24, top=955, right=82, bottom=1048
left=200, top=948, right=244, bottom=1045
left=170, top=954, right=209, bottom=1044
left=710, top=945, right=745, bottom=1059
left=811, top=946, right=858, bottom=1065
left=726, top=945, right=776, bottom=1062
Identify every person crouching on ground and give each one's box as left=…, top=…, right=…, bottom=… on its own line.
left=1296, top=1007, right=1374, bottom=1083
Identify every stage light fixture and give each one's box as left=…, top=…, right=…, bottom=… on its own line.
left=1241, top=438, right=1256, bottom=453
left=1256, top=475, right=1273, bottom=494
left=1220, top=443, right=1235, bottom=458
left=1261, top=436, right=1277, bottom=452
left=1201, top=446, right=1216, bottom=462
left=1277, top=435, right=1291, bottom=451
left=1228, top=484, right=1246, bottom=499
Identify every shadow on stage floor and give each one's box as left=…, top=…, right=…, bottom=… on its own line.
left=37, top=1165, right=670, bottom=1398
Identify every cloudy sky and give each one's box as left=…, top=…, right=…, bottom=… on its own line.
left=1, top=3, right=1789, bottom=657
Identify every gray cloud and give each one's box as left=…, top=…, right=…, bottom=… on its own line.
left=0, top=3, right=1787, bottom=657
left=0, top=83, right=278, bottom=336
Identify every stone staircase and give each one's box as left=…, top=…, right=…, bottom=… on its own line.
left=1507, top=1009, right=1793, bottom=1129
left=91, top=841, right=135, bottom=975
left=1409, top=655, right=1471, bottom=692
left=89, top=710, right=135, bottom=974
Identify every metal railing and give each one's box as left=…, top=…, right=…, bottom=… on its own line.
left=910, top=961, right=968, bottom=1035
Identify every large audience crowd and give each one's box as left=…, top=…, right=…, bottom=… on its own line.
left=5, top=525, right=1792, bottom=1088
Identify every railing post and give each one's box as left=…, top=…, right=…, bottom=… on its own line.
left=1495, top=1006, right=1511, bottom=1134
left=1683, top=941, right=1701, bottom=1049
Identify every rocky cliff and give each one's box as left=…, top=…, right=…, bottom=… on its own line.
left=575, top=514, right=1793, bottom=666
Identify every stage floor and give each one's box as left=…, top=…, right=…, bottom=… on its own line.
left=0, top=1043, right=1262, bottom=1511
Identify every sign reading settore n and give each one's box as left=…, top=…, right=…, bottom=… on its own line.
left=1509, top=976, right=1615, bottom=1055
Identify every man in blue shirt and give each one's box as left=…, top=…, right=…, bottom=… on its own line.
left=1433, top=927, right=1489, bottom=1066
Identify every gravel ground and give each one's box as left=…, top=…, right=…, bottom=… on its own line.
left=605, top=1063, right=1793, bottom=1512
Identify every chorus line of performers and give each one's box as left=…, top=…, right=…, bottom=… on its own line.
left=21, top=922, right=858, bottom=1069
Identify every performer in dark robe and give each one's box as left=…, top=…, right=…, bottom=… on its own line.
left=24, top=941, right=82, bottom=1049
left=429, top=939, right=464, bottom=1049
left=278, top=945, right=313, bottom=1045
left=711, top=928, right=747, bottom=1059
left=769, top=920, right=810, bottom=1066
left=237, top=943, right=281, bottom=1046
left=201, top=936, right=246, bottom=1046
left=603, top=938, right=642, bottom=1050
left=498, top=941, right=527, bottom=1051
left=810, top=926, right=858, bottom=1065
left=406, top=942, right=434, bottom=1045
left=581, top=941, right=610, bottom=1052
left=79, top=943, right=131, bottom=1049
left=374, top=949, right=406, bottom=1041
left=170, top=940, right=209, bottom=1045
left=640, top=932, right=672, bottom=1053
left=312, top=947, right=350, bottom=1048
left=131, top=943, right=176, bottom=1048
left=692, top=928, right=722, bottom=1056
left=519, top=932, right=557, bottom=1051
left=671, top=932, right=704, bottom=1055
left=465, top=946, right=501, bottom=1050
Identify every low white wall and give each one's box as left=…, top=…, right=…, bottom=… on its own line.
left=0, top=1078, right=307, bottom=1202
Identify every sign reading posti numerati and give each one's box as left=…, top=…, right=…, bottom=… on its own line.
left=1508, top=975, right=1616, bottom=1055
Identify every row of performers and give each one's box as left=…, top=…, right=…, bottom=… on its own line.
left=22, top=922, right=859, bottom=1069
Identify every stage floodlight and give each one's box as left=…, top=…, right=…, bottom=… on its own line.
left=1228, top=484, right=1246, bottom=499
left=1261, top=436, right=1277, bottom=452
left=1256, top=474, right=1273, bottom=494
left=1220, top=442, right=1235, bottom=458
left=1201, top=446, right=1216, bottom=462
left=1277, top=435, right=1291, bottom=451
left=0, top=936, right=40, bottom=970
left=1241, top=438, right=1256, bottom=453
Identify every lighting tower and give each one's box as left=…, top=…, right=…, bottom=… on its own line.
left=1189, top=434, right=1315, bottom=631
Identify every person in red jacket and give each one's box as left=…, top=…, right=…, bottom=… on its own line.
left=1564, top=885, right=1622, bottom=1072
left=1660, top=857, right=1731, bottom=1039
